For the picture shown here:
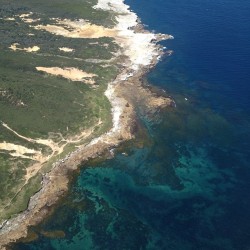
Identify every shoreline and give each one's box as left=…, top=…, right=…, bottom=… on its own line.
left=0, top=1, right=173, bottom=248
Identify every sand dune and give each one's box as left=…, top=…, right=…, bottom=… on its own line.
left=36, top=67, right=97, bottom=83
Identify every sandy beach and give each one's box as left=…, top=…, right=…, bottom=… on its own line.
left=0, top=0, right=173, bottom=248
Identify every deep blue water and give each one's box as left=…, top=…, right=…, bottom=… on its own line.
left=15, top=0, right=250, bottom=249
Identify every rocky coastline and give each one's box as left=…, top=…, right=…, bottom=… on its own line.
left=0, top=0, right=173, bottom=249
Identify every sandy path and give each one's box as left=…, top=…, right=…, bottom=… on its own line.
left=0, top=119, right=102, bottom=214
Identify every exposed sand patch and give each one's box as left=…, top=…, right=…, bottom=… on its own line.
left=25, top=46, right=40, bottom=52
left=9, top=43, right=19, bottom=51
left=9, top=43, right=40, bottom=53
left=59, top=47, right=74, bottom=52
left=4, top=17, right=15, bottom=21
left=1, top=123, right=63, bottom=162
left=36, top=67, right=97, bottom=83
left=0, top=142, right=41, bottom=160
left=23, top=18, right=40, bottom=23
left=19, top=13, right=40, bottom=23
left=34, top=20, right=117, bottom=39
left=19, top=13, right=32, bottom=18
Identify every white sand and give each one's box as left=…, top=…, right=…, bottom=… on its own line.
left=9, top=43, right=40, bottom=52
left=59, top=47, right=74, bottom=52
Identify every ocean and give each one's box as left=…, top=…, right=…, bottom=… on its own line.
left=15, top=0, right=250, bottom=249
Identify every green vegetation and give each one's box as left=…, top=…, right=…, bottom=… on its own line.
left=0, top=50, right=117, bottom=137
left=0, top=0, right=117, bottom=27
left=0, top=0, right=120, bottom=222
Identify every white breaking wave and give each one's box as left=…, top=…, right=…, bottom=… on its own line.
left=93, top=0, right=132, bottom=14
left=91, top=0, right=172, bottom=144
left=104, top=83, right=123, bottom=133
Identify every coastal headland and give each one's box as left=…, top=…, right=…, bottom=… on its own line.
left=0, top=0, right=173, bottom=248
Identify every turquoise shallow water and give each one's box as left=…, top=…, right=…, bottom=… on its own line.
left=15, top=0, right=250, bottom=249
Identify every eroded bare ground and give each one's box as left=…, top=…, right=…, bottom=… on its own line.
left=34, top=18, right=118, bottom=39
left=59, top=47, right=74, bottom=52
left=0, top=119, right=102, bottom=214
left=35, top=67, right=97, bottom=84
left=9, top=43, right=40, bottom=52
